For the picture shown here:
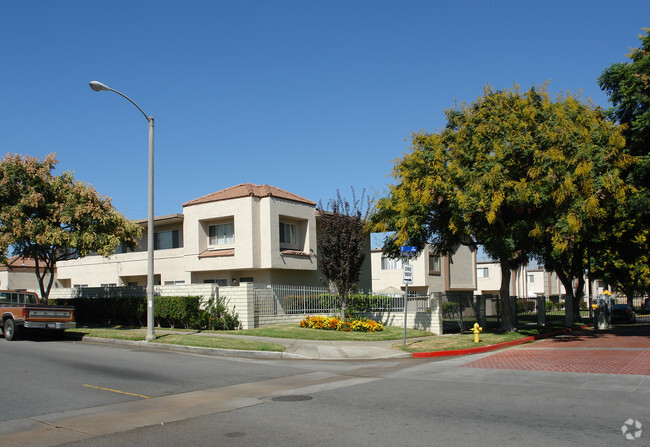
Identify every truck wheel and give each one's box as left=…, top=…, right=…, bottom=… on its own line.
left=3, top=319, right=17, bottom=341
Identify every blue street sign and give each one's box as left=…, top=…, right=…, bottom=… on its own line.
left=400, top=245, right=417, bottom=254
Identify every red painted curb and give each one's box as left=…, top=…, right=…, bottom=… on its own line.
left=411, top=326, right=584, bottom=358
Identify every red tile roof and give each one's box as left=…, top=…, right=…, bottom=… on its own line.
left=4, top=256, right=37, bottom=268
left=280, top=250, right=311, bottom=257
left=198, top=249, right=235, bottom=259
left=183, top=183, right=316, bottom=207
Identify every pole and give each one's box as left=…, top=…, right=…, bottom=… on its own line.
left=146, top=116, right=156, bottom=341
left=403, top=256, right=408, bottom=346
left=89, top=81, right=156, bottom=341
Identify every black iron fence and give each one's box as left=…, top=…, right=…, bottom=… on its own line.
left=443, top=294, right=596, bottom=333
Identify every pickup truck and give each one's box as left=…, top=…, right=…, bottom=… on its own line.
left=0, top=290, right=75, bottom=341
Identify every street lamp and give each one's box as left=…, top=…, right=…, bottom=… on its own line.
left=89, top=80, right=156, bottom=342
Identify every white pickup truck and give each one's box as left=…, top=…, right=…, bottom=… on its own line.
left=0, top=290, right=76, bottom=340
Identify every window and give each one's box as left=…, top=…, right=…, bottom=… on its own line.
left=209, top=223, right=234, bottom=246
left=528, top=275, right=534, bottom=283
left=239, top=277, right=254, bottom=283
left=477, top=267, right=489, bottom=278
left=429, top=254, right=440, bottom=274
left=279, top=222, right=296, bottom=245
left=154, top=230, right=180, bottom=250
left=164, top=280, right=185, bottom=285
left=115, top=242, right=129, bottom=254
left=381, top=256, right=403, bottom=270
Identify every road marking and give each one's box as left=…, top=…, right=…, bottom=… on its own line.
left=1, top=372, right=371, bottom=447
left=83, top=384, right=150, bottom=399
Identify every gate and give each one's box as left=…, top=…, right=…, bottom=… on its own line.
left=611, top=296, right=650, bottom=327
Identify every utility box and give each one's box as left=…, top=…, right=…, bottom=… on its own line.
left=594, top=293, right=613, bottom=331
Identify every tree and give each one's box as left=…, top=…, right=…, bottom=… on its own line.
left=595, top=28, right=650, bottom=301
left=0, top=153, right=142, bottom=299
left=526, top=91, right=632, bottom=320
left=372, top=85, right=629, bottom=329
left=315, top=189, right=370, bottom=320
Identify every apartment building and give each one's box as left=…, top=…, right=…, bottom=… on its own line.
left=56, top=183, right=371, bottom=289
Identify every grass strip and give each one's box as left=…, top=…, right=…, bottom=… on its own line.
left=67, top=327, right=285, bottom=352
left=395, top=325, right=576, bottom=353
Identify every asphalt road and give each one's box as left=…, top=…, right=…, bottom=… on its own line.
left=1, top=337, right=647, bottom=446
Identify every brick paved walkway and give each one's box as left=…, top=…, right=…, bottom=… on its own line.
left=462, top=327, right=650, bottom=375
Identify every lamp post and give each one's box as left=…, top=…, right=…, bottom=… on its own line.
left=89, top=81, right=156, bottom=342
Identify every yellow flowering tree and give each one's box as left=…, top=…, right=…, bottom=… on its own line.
left=372, top=85, right=630, bottom=328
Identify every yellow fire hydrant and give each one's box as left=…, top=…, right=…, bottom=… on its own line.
left=472, top=322, right=482, bottom=343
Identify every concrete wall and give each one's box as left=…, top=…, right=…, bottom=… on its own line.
left=46, top=283, right=442, bottom=333
left=0, top=269, right=61, bottom=292
left=446, top=245, right=476, bottom=291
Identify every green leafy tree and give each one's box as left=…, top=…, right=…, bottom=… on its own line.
left=595, top=28, right=650, bottom=302
left=372, top=85, right=629, bottom=329
left=0, top=153, right=142, bottom=299
left=315, top=189, right=370, bottom=320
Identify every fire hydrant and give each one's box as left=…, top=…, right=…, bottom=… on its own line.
left=472, top=322, right=482, bottom=343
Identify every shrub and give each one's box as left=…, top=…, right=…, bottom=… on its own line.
left=52, top=297, right=146, bottom=326
left=442, top=301, right=461, bottom=319
left=349, top=294, right=393, bottom=312
left=51, top=295, right=239, bottom=330
left=516, top=300, right=536, bottom=314
left=299, top=315, right=383, bottom=332
left=281, top=293, right=337, bottom=314
left=199, top=296, right=240, bottom=330
left=154, top=296, right=203, bottom=329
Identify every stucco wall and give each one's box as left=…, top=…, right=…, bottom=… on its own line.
left=372, top=244, right=476, bottom=295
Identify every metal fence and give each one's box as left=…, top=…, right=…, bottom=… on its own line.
left=443, top=294, right=596, bottom=332
left=253, top=284, right=430, bottom=316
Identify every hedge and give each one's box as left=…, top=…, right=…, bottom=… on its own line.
left=51, top=296, right=239, bottom=330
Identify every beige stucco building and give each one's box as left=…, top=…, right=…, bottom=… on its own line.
left=0, top=256, right=62, bottom=291
left=475, top=261, right=601, bottom=299
left=371, top=244, right=477, bottom=296
left=57, top=183, right=370, bottom=289
left=475, top=261, right=530, bottom=297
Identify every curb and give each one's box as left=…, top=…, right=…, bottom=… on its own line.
left=78, top=336, right=303, bottom=359
left=411, top=326, right=585, bottom=358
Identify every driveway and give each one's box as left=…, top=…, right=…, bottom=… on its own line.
left=463, top=326, right=650, bottom=375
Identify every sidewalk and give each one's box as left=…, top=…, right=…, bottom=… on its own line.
left=81, top=332, right=413, bottom=360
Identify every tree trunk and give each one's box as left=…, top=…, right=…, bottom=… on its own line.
left=499, top=259, right=514, bottom=331
left=556, top=273, right=576, bottom=324
left=572, top=275, right=585, bottom=322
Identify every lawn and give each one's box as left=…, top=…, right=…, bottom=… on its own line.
left=66, top=323, right=577, bottom=354
left=66, top=327, right=287, bottom=352
left=225, top=324, right=433, bottom=341
left=395, top=324, right=576, bottom=353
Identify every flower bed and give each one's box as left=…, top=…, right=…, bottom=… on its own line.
left=299, top=315, right=384, bottom=332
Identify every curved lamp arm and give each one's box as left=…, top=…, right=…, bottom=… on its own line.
left=89, top=81, right=152, bottom=122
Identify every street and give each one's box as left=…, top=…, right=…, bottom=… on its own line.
left=0, top=337, right=648, bottom=446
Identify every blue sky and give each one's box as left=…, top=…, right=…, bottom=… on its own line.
left=1, top=0, right=648, bottom=233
